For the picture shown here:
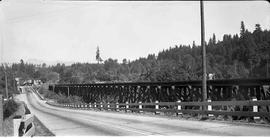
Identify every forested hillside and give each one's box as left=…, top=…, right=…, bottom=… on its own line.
left=1, top=21, right=269, bottom=88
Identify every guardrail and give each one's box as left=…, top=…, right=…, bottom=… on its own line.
left=47, top=98, right=270, bottom=120
left=13, top=114, right=35, bottom=137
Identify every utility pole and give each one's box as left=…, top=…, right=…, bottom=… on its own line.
left=200, top=0, right=207, bottom=105
left=0, top=94, right=3, bottom=136
left=5, top=72, right=8, bottom=99
left=267, top=56, right=269, bottom=78
left=3, top=64, right=8, bottom=99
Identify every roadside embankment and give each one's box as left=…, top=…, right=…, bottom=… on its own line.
left=2, top=97, right=54, bottom=136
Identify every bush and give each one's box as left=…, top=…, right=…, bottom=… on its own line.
left=38, top=84, right=84, bottom=104
left=38, top=86, right=46, bottom=95
left=56, top=93, right=71, bottom=104
left=56, top=94, right=83, bottom=104
left=43, top=90, right=58, bottom=100
left=68, top=95, right=83, bottom=104
left=3, top=99, right=18, bottom=119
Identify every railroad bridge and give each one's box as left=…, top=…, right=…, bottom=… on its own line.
left=49, top=79, right=270, bottom=104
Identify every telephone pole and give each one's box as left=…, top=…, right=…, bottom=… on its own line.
left=200, top=0, right=207, bottom=104
left=4, top=65, right=8, bottom=99
left=267, top=55, right=269, bottom=78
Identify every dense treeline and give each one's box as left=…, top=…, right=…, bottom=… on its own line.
left=50, top=21, right=269, bottom=83
left=0, top=22, right=269, bottom=90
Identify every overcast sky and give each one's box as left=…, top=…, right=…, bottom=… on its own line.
left=0, top=0, right=270, bottom=65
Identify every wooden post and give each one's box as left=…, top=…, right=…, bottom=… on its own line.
left=107, top=102, right=110, bottom=111
left=155, top=101, right=160, bottom=114
left=67, top=87, right=70, bottom=97
left=89, top=103, right=92, bottom=108
left=4, top=70, right=8, bottom=99
left=139, top=101, right=143, bottom=113
left=252, top=97, right=260, bottom=120
left=94, top=102, right=96, bottom=108
left=116, top=102, right=119, bottom=112
left=126, top=101, right=129, bottom=112
left=267, top=58, right=269, bottom=78
left=177, top=100, right=182, bottom=115
left=207, top=99, right=213, bottom=117
left=100, top=102, right=103, bottom=110
left=0, top=94, right=3, bottom=136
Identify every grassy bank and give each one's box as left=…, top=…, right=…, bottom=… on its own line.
left=33, top=116, right=55, bottom=136
left=2, top=99, right=54, bottom=136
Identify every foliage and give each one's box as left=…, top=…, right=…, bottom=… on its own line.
left=39, top=84, right=82, bottom=104
left=3, top=99, right=18, bottom=119
left=48, top=22, right=269, bottom=83
left=0, top=22, right=269, bottom=86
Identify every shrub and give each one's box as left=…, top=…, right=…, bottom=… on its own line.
left=43, top=90, right=58, bottom=100
left=56, top=94, right=83, bottom=104
left=3, top=99, right=18, bottom=119
left=68, top=95, right=83, bottom=104
left=38, top=84, right=84, bottom=104
left=38, top=86, right=46, bottom=95
left=56, top=93, right=71, bottom=104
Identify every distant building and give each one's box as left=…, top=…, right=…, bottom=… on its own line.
left=208, top=73, right=215, bottom=80
left=34, top=80, right=42, bottom=85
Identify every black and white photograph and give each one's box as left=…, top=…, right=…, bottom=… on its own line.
left=0, top=0, right=270, bottom=136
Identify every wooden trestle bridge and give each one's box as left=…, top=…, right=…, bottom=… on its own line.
left=49, top=79, right=270, bottom=104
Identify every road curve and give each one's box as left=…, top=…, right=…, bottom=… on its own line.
left=16, top=86, right=270, bottom=136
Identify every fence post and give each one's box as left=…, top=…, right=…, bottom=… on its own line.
left=107, top=102, right=110, bottom=111
left=126, top=101, right=129, bottom=112
left=0, top=94, right=3, bottom=136
left=252, top=97, right=260, bottom=120
left=155, top=101, right=160, bottom=114
left=177, top=100, right=182, bottom=115
left=116, top=102, right=119, bottom=112
left=94, top=102, right=96, bottom=108
left=100, top=102, right=103, bottom=110
left=89, top=103, right=92, bottom=109
left=207, top=99, right=213, bottom=117
left=139, top=101, right=143, bottom=113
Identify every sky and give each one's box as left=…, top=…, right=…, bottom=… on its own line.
left=0, top=0, right=270, bottom=65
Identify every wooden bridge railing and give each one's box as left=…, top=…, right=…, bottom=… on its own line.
left=46, top=98, right=270, bottom=119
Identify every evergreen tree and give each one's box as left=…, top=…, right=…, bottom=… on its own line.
left=240, top=21, right=246, bottom=38
left=96, top=46, right=103, bottom=64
